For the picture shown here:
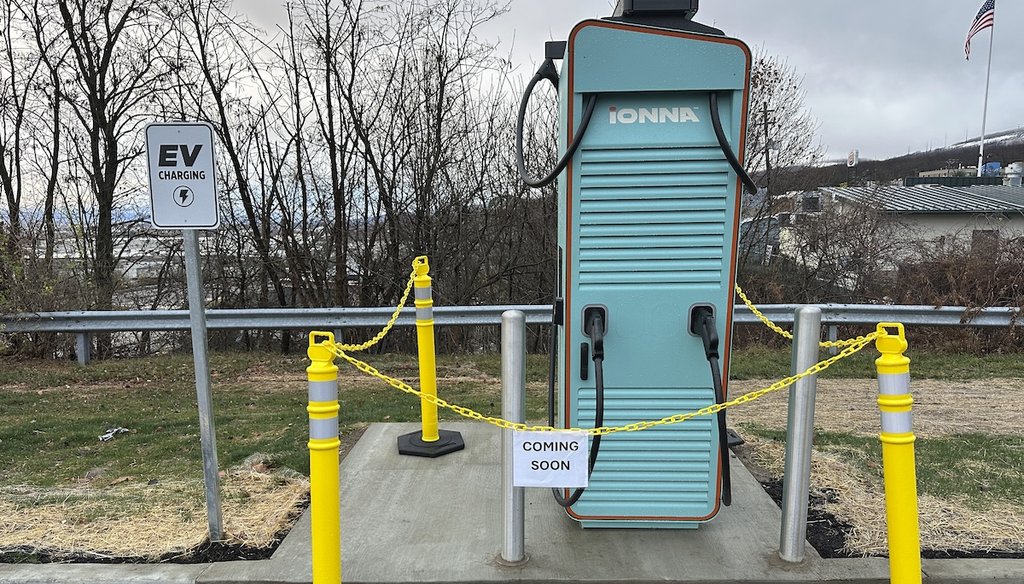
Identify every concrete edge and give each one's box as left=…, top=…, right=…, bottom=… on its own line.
left=923, top=558, right=1024, bottom=583
left=5, top=534, right=1023, bottom=584
left=0, top=562, right=210, bottom=584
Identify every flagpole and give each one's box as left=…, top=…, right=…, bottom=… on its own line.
left=977, top=24, right=995, bottom=177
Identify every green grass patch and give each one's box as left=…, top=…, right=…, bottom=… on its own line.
left=0, top=351, right=550, bottom=488
left=741, top=423, right=1024, bottom=507
left=0, top=352, right=320, bottom=485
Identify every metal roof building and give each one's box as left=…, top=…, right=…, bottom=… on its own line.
left=820, top=185, right=1024, bottom=215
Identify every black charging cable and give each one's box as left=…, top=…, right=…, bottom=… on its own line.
left=550, top=309, right=606, bottom=508
left=709, top=92, right=758, bottom=196
left=515, top=59, right=598, bottom=188
left=691, top=306, right=732, bottom=506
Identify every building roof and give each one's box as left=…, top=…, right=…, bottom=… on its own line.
left=821, top=185, right=1024, bottom=215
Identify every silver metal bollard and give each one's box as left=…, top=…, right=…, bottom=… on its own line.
left=779, top=306, right=822, bottom=563
left=499, top=310, right=527, bottom=566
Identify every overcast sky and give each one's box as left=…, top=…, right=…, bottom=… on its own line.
left=242, top=0, right=1021, bottom=161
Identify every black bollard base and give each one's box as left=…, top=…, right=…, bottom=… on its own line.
left=397, top=428, right=465, bottom=458
left=726, top=427, right=745, bottom=448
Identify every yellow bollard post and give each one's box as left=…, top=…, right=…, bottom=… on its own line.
left=397, top=256, right=465, bottom=457
left=414, top=256, right=440, bottom=444
left=307, top=332, right=341, bottom=584
left=874, top=323, right=922, bottom=584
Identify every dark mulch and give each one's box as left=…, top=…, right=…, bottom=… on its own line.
left=0, top=537, right=283, bottom=564
left=760, top=479, right=854, bottom=558
left=758, top=479, right=1024, bottom=560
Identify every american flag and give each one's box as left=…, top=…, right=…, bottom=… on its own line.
left=965, top=0, right=995, bottom=60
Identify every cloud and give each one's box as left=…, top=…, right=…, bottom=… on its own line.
left=239, top=0, right=1021, bottom=160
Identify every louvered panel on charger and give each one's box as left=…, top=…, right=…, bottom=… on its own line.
left=569, top=144, right=730, bottom=523
left=577, top=146, right=729, bottom=290
left=572, top=384, right=717, bottom=519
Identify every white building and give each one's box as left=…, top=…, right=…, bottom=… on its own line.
left=805, top=185, right=1024, bottom=252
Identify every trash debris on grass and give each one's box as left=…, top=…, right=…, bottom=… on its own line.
left=99, top=427, right=130, bottom=442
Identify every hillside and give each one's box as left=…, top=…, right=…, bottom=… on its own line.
left=782, top=128, right=1024, bottom=190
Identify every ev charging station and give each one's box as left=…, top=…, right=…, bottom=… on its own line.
left=516, top=0, right=756, bottom=528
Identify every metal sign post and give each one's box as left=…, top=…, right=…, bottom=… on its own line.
left=182, top=230, right=223, bottom=541
left=145, top=122, right=223, bottom=541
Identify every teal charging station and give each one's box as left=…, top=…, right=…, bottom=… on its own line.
left=516, top=1, right=754, bottom=528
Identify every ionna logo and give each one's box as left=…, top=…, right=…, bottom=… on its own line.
left=608, top=106, right=700, bottom=124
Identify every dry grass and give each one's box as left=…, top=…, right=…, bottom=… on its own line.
left=0, top=455, right=308, bottom=561
left=732, top=378, right=1024, bottom=555
left=729, top=377, right=1024, bottom=438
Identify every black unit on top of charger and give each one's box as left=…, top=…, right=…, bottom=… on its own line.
left=609, top=0, right=722, bottom=35
left=615, top=0, right=699, bottom=16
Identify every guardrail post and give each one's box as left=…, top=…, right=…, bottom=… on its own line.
left=75, top=333, right=92, bottom=365
left=827, top=325, right=838, bottom=356
left=307, top=332, right=341, bottom=584
left=875, top=323, right=922, bottom=584
left=499, top=310, right=527, bottom=566
left=398, top=256, right=465, bottom=457
left=779, top=306, right=822, bottom=563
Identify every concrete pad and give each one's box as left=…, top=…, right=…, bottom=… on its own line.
left=0, top=563, right=209, bottom=584
left=293, top=422, right=893, bottom=584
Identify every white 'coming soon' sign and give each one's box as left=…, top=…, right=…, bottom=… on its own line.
left=512, top=431, right=589, bottom=488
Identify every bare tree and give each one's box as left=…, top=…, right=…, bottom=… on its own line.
left=177, top=0, right=294, bottom=313
left=0, top=0, right=597, bottom=357
left=738, top=47, right=824, bottom=268
left=0, top=0, right=38, bottom=258
left=0, top=0, right=70, bottom=329
left=744, top=47, right=824, bottom=192
left=24, top=0, right=67, bottom=270
left=46, top=0, right=177, bottom=354
left=779, top=192, right=903, bottom=301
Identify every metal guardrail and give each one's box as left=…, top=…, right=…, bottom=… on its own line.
left=3, top=303, right=1021, bottom=332
left=0, top=305, right=553, bottom=333
left=3, top=303, right=1021, bottom=364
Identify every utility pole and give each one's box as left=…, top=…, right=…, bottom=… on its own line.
left=759, top=102, right=776, bottom=264
left=761, top=102, right=775, bottom=196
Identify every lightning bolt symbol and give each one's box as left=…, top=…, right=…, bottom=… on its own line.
left=179, top=189, right=189, bottom=203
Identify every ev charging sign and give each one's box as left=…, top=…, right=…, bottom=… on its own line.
left=146, top=123, right=219, bottom=229
left=513, top=431, right=589, bottom=488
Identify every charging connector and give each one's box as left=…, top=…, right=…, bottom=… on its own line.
left=690, top=305, right=718, bottom=359
left=583, top=306, right=607, bottom=360
left=551, top=306, right=608, bottom=509
left=689, top=304, right=732, bottom=506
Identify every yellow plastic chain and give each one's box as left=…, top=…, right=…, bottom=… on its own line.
left=322, top=329, right=880, bottom=436
left=734, top=284, right=872, bottom=349
left=332, top=256, right=425, bottom=352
